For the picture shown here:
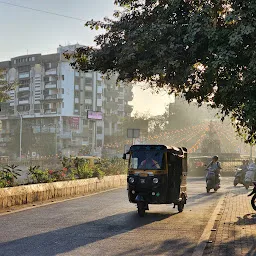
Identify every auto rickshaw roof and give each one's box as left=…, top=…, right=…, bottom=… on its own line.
left=130, top=145, right=167, bottom=151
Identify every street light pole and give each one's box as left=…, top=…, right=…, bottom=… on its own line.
left=17, top=111, right=22, bottom=161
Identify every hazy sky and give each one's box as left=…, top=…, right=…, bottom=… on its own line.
left=0, top=0, right=171, bottom=115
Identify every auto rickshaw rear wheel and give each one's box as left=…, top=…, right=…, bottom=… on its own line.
left=137, top=202, right=146, bottom=217
left=178, top=202, right=184, bottom=212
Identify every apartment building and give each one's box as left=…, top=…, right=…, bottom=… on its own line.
left=0, top=45, right=133, bottom=158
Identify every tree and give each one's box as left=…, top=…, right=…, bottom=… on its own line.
left=0, top=69, right=13, bottom=110
left=65, top=0, right=256, bottom=143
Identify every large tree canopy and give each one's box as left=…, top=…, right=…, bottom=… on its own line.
left=66, top=0, right=256, bottom=143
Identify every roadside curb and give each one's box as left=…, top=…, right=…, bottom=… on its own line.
left=0, top=175, right=126, bottom=210
left=0, top=187, right=125, bottom=216
left=192, top=193, right=226, bottom=256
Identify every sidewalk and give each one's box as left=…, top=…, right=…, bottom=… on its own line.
left=203, top=188, right=256, bottom=256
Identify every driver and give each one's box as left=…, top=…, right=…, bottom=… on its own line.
left=139, top=154, right=160, bottom=169
left=206, top=155, right=221, bottom=185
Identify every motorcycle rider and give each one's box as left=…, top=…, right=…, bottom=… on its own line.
left=206, top=155, right=221, bottom=186
left=240, top=160, right=248, bottom=180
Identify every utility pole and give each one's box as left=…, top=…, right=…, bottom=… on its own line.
left=250, top=145, right=253, bottom=160
left=17, top=111, right=22, bottom=161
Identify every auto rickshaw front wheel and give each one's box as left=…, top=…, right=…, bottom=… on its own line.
left=137, top=202, right=146, bottom=217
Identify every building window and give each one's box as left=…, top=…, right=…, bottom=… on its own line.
left=118, top=99, right=123, bottom=104
left=97, top=94, right=101, bottom=99
left=96, top=106, right=101, bottom=112
left=62, top=88, right=64, bottom=94
left=97, top=139, right=102, bottom=147
left=18, top=72, right=30, bottom=79
left=62, top=102, right=64, bottom=108
left=85, top=78, right=92, bottom=85
left=62, top=75, right=64, bottom=80
left=83, top=119, right=88, bottom=125
left=14, top=60, right=16, bottom=64
left=97, top=126, right=102, bottom=134
left=85, top=105, right=92, bottom=110
left=118, top=111, right=123, bottom=116
left=104, top=122, right=109, bottom=128
left=74, top=91, right=79, bottom=97
left=32, top=57, right=35, bottom=61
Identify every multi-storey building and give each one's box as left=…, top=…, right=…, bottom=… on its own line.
left=0, top=45, right=133, bottom=158
left=103, top=74, right=134, bottom=138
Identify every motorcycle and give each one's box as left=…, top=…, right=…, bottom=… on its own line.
left=206, top=170, right=220, bottom=193
left=248, top=182, right=256, bottom=210
left=244, top=169, right=255, bottom=189
left=234, top=168, right=244, bottom=186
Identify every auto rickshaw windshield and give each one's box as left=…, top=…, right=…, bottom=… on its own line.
left=130, top=150, right=165, bottom=170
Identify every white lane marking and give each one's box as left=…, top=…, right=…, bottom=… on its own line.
left=191, top=194, right=225, bottom=256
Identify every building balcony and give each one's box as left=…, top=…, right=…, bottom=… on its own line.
left=18, top=100, right=29, bottom=104
left=18, top=86, right=30, bottom=92
left=0, top=129, right=14, bottom=135
left=44, top=108, right=57, bottom=114
left=104, top=89, right=119, bottom=98
left=97, top=99, right=102, bottom=107
left=124, top=104, right=133, bottom=114
left=45, top=68, right=57, bottom=76
left=97, top=86, right=103, bottom=94
left=41, top=95, right=63, bottom=102
left=72, top=132, right=84, bottom=138
left=105, top=114, right=119, bottom=123
left=45, top=83, right=57, bottom=89
left=59, top=131, right=72, bottom=139
left=104, top=101, right=118, bottom=110
left=85, top=86, right=93, bottom=91
left=75, top=98, right=79, bottom=104
left=85, top=99, right=92, bottom=104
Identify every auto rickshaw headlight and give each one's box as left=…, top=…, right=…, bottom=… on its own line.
left=129, top=177, right=135, bottom=183
left=153, top=178, right=159, bottom=184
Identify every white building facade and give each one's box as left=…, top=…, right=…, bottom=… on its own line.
left=0, top=45, right=133, bottom=158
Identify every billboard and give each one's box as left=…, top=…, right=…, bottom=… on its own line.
left=69, top=117, right=79, bottom=129
left=87, top=110, right=103, bottom=120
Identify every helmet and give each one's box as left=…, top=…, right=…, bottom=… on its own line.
left=212, top=155, right=218, bottom=160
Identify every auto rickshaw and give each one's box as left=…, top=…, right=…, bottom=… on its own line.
left=123, top=144, right=188, bottom=217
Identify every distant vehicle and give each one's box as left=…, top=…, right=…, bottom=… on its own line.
left=188, top=156, right=212, bottom=176
left=234, top=168, right=245, bottom=186
left=70, top=156, right=101, bottom=167
left=123, top=144, right=188, bottom=217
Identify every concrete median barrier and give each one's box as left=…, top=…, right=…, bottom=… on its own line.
left=0, top=175, right=127, bottom=210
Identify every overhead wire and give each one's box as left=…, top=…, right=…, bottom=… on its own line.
left=0, top=0, right=87, bottom=22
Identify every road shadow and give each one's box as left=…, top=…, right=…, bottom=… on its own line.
left=204, top=234, right=256, bottom=256
left=235, top=213, right=256, bottom=226
left=113, top=238, right=194, bottom=256
left=0, top=211, right=178, bottom=256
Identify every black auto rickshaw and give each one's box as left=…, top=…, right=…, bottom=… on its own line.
left=123, top=145, right=188, bottom=217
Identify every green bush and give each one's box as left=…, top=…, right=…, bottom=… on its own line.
left=92, top=166, right=105, bottom=179
left=98, top=157, right=126, bottom=176
left=75, top=162, right=93, bottom=179
left=28, top=166, right=50, bottom=183
left=0, top=165, right=21, bottom=187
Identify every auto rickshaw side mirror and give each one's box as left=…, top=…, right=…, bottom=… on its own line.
left=123, top=153, right=130, bottom=160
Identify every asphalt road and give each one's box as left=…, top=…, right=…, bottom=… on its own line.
left=0, top=177, right=235, bottom=256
